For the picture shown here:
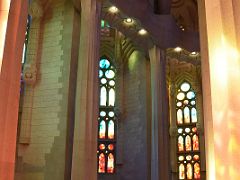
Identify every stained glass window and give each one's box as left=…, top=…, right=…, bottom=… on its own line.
left=176, top=82, right=201, bottom=179
left=97, top=58, right=116, bottom=174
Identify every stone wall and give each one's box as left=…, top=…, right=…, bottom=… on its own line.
left=15, top=0, right=78, bottom=179
left=119, top=50, right=150, bottom=180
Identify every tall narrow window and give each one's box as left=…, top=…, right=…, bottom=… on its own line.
left=176, top=82, right=201, bottom=179
left=97, top=58, right=116, bottom=174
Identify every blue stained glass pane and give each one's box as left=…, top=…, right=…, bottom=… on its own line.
left=100, top=59, right=110, bottom=69
left=191, top=108, right=198, bottom=123
left=187, top=91, right=195, bottom=99
left=99, top=70, right=103, bottom=78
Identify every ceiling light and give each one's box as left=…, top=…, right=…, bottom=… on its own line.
left=124, top=18, right=133, bottom=24
left=108, top=6, right=118, bottom=13
left=190, top=52, right=198, bottom=55
left=174, top=47, right=182, bottom=52
left=138, top=29, right=147, bottom=35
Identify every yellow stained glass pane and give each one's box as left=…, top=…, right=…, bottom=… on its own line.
left=107, top=153, right=114, bottom=173
left=185, top=135, right=192, bottom=151
left=179, top=164, right=185, bottom=179
left=187, top=163, right=193, bottom=179
left=178, top=136, right=184, bottom=151
left=184, top=107, right=190, bottom=123
left=194, top=163, right=201, bottom=179
left=177, top=92, right=185, bottom=100
left=177, top=109, right=183, bottom=124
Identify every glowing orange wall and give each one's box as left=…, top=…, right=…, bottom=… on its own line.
left=198, top=0, right=240, bottom=179
left=0, top=0, right=11, bottom=71
left=0, top=0, right=28, bottom=179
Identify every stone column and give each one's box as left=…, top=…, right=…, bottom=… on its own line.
left=169, top=82, right=178, bottom=179
left=0, top=0, right=10, bottom=71
left=71, top=1, right=101, bottom=180
left=19, top=0, right=43, bottom=144
left=0, top=0, right=28, bottom=179
left=198, top=0, right=240, bottom=179
left=149, top=46, right=170, bottom=180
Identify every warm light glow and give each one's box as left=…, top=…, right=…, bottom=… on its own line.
left=124, top=18, right=134, bottom=25
left=174, top=47, right=182, bottom=52
left=138, top=29, right=147, bottom=35
left=190, top=51, right=198, bottom=56
left=0, top=0, right=11, bottom=72
left=108, top=6, right=118, bottom=13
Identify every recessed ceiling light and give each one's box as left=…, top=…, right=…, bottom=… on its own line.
left=138, top=29, right=147, bottom=35
left=124, top=18, right=133, bottom=24
left=190, top=52, right=198, bottom=55
left=174, top=47, right=182, bottom=52
left=108, top=6, right=118, bottom=13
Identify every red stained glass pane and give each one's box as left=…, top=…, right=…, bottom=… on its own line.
left=99, top=144, right=105, bottom=150
left=193, top=155, right=199, bottom=161
left=107, top=153, right=114, bottom=173
left=98, top=153, right=105, bottom=173
left=193, top=134, right=199, bottom=151
left=192, top=127, right=197, bottom=133
left=194, top=163, right=201, bottom=179
left=108, top=144, right=114, bottom=150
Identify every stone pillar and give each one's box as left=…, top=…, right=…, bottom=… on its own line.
left=169, top=82, right=178, bottom=179
left=71, top=1, right=101, bottom=180
left=20, top=0, right=43, bottom=144
left=198, top=0, right=240, bottom=179
left=0, top=0, right=10, bottom=71
left=149, top=46, right=170, bottom=180
left=0, top=0, right=28, bottom=179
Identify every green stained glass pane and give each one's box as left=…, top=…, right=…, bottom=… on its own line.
left=99, top=121, right=106, bottom=139
left=101, top=20, right=105, bottom=28
left=108, top=120, right=114, bottom=139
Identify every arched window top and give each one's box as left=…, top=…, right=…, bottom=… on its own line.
left=176, top=82, right=197, bottom=125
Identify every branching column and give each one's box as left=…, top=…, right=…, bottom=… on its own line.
left=71, top=1, right=101, bottom=180
left=149, top=46, right=170, bottom=180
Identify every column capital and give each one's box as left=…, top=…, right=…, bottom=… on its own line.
left=169, top=126, right=178, bottom=137
left=29, top=0, right=43, bottom=19
left=23, top=64, right=37, bottom=85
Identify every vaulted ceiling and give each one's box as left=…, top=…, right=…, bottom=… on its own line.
left=108, top=0, right=200, bottom=51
